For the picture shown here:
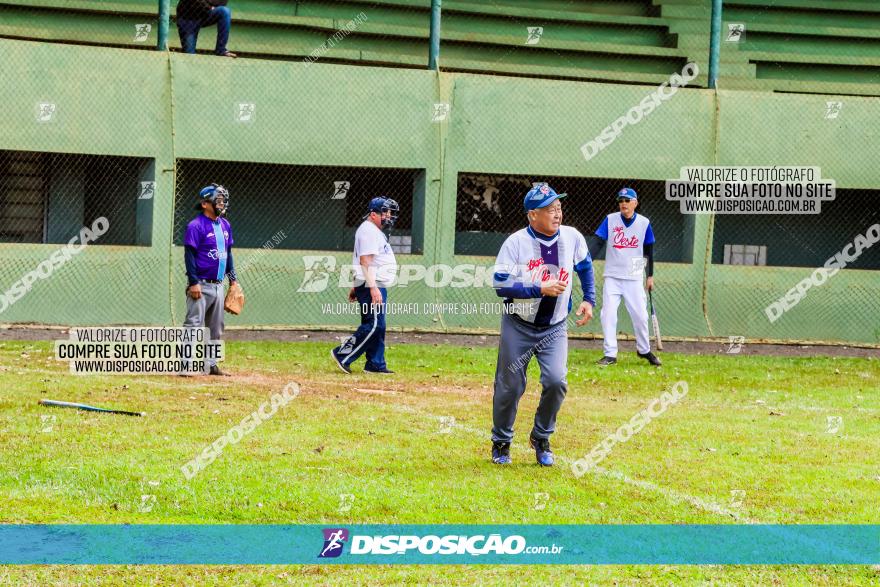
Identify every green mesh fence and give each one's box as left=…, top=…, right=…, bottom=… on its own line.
left=0, top=0, right=879, bottom=344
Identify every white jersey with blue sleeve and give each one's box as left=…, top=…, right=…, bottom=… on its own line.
left=595, top=212, right=654, bottom=280
left=493, top=225, right=596, bottom=327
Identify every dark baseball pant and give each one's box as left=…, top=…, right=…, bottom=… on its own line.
left=338, top=285, right=387, bottom=371
left=492, top=312, right=569, bottom=443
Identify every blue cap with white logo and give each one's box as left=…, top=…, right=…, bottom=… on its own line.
left=616, top=187, right=638, bottom=201
left=524, top=183, right=567, bottom=211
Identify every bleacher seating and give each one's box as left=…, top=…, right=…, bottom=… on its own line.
left=0, top=0, right=707, bottom=86
left=718, top=0, right=880, bottom=95
left=6, top=0, right=879, bottom=94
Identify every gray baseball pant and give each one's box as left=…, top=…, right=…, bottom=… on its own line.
left=492, top=312, right=569, bottom=443
left=183, top=281, right=224, bottom=368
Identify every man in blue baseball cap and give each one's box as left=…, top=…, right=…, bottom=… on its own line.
left=331, top=197, right=400, bottom=374
left=523, top=182, right=567, bottom=211
left=489, top=182, right=596, bottom=466
left=593, top=187, right=660, bottom=367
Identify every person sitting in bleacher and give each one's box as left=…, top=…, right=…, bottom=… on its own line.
left=176, top=0, right=237, bottom=58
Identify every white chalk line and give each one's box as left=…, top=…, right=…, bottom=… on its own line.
left=383, top=401, right=756, bottom=523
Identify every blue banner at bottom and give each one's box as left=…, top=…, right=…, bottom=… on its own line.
left=0, top=525, right=877, bottom=565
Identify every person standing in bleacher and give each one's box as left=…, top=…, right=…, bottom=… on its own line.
left=176, top=0, right=237, bottom=58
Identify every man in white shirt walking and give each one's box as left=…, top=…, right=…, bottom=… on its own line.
left=331, top=197, right=399, bottom=374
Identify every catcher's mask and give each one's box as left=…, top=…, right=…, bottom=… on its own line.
left=365, top=197, right=400, bottom=230
left=196, top=184, right=229, bottom=217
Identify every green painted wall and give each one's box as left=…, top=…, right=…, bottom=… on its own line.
left=0, top=38, right=878, bottom=344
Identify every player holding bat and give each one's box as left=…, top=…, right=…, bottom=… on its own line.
left=592, top=187, right=661, bottom=367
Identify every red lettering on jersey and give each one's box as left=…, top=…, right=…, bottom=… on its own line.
left=557, top=268, right=570, bottom=283
left=612, top=226, right=639, bottom=249
left=527, top=258, right=544, bottom=271
left=540, top=268, right=551, bottom=281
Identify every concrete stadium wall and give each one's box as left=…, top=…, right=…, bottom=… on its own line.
left=1, top=38, right=878, bottom=344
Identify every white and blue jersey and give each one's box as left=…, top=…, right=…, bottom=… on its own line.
left=493, top=225, right=596, bottom=327
left=596, top=212, right=654, bottom=280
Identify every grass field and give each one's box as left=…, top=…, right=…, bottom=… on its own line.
left=0, top=338, right=878, bottom=585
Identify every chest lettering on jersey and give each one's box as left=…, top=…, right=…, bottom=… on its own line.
left=540, top=267, right=568, bottom=283
left=531, top=265, right=569, bottom=284
left=612, top=226, right=639, bottom=249
left=528, top=257, right=546, bottom=282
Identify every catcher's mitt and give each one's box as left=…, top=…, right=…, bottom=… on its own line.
left=224, top=282, right=245, bottom=315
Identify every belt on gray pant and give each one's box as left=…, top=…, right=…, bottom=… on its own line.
left=199, top=279, right=223, bottom=284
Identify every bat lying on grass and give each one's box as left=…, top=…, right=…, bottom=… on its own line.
left=39, top=399, right=145, bottom=417
left=649, top=290, right=663, bottom=351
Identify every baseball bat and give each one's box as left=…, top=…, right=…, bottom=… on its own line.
left=39, top=399, right=145, bottom=417
left=649, top=291, right=663, bottom=350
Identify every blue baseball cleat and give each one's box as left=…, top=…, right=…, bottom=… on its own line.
left=529, top=436, right=555, bottom=467
left=491, top=442, right=511, bottom=465
left=330, top=347, right=352, bottom=374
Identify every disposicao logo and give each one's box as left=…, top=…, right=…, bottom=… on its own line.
left=316, top=531, right=561, bottom=558
left=319, top=528, right=349, bottom=558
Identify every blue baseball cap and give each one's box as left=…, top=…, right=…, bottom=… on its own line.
left=367, top=197, right=391, bottom=213
left=524, top=183, right=567, bottom=211
left=616, top=187, right=637, bottom=201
